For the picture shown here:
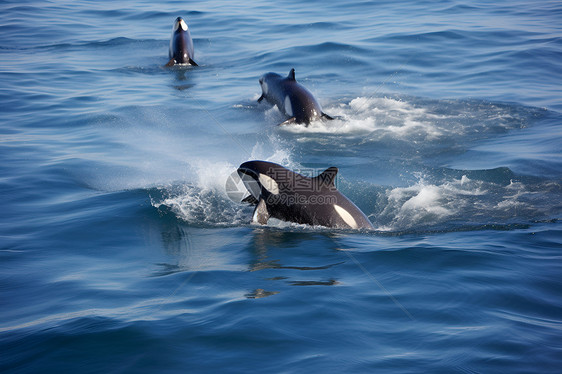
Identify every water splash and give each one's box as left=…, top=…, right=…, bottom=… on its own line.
left=276, top=96, right=544, bottom=145
left=374, top=173, right=561, bottom=231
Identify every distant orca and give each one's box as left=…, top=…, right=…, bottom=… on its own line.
left=237, top=160, right=373, bottom=230
left=166, top=17, right=198, bottom=67
left=258, top=69, right=334, bottom=126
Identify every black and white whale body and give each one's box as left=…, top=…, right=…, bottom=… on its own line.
left=237, top=160, right=373, bottom=230
left=166, top=17, right=197, bottom=67
left=258, top=69, right=334, bottom=126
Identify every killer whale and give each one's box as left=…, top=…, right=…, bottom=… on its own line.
left=166, top=17, right=198, bottom=67
left=258, top=69, right=334, bottom=126
left=237, top=160, right=373, bottom=230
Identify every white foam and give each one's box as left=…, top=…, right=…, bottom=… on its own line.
left=274, top=96, right=532, bottom=145
left=377, top=175, right=489, bottom=230
left=152, top=184, right=246, bottom=226
left=190, top=158, right=238, bottom=195
left=372, top=171, right=560, bottom=231
left=249, top=134, right=295, bottom=167
left=152, top=135, right=297, bottom=226
left=264, top=105, right=285, bottom=124
left=276, top=96, right=449, bottom=138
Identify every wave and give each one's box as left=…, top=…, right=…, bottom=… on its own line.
left=275, top=96, right=545, bottom=142
left=150, top=139, right=295, bottom=227
left=150, top=162, right=561, bottom=232
left=63, top=93, right=555, bottom=232
left=373, top=173, right=562, bottom=231
left=0, top=37, right=159, bottom=52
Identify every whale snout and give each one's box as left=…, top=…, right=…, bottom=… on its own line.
left=173, top=17, right=188, bottom=32
left=237, top=166, right=255, bottom=179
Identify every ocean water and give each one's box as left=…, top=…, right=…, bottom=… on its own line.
left=1, top=0, right=561, bottom=372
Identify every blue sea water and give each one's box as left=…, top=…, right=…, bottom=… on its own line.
left=1, top=0, right=561, bottom=372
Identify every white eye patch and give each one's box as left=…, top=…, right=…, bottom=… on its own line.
left=259, top=173, right=279, bottom=195
left=284, top=96, right=293, bottom=116
left=173, top=19, right=188, bottom=32
left=334, top=204, right=358, bottom=229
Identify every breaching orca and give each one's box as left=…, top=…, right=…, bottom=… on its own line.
left=237, top=160, right=373, bottom=229
left=258, top=69, right=334, bottom=126
left=166, top=17, right=197, bottom=67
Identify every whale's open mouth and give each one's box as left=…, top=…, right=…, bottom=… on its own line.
left=237, top=167, right=261, bottom=201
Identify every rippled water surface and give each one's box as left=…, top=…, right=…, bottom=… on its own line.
left=1, top=0, right=561, bottom=372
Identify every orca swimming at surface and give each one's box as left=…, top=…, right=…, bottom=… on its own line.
left=166, top=17, right=197, bottom=67
left=258, top=69, right=334, bottom=126
left=237, top=160, right=373, bottom=230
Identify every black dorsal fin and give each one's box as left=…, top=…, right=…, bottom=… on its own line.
left=287, top=68, right=296, bottom=81
left=314, top=167, right=338, bottom=188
